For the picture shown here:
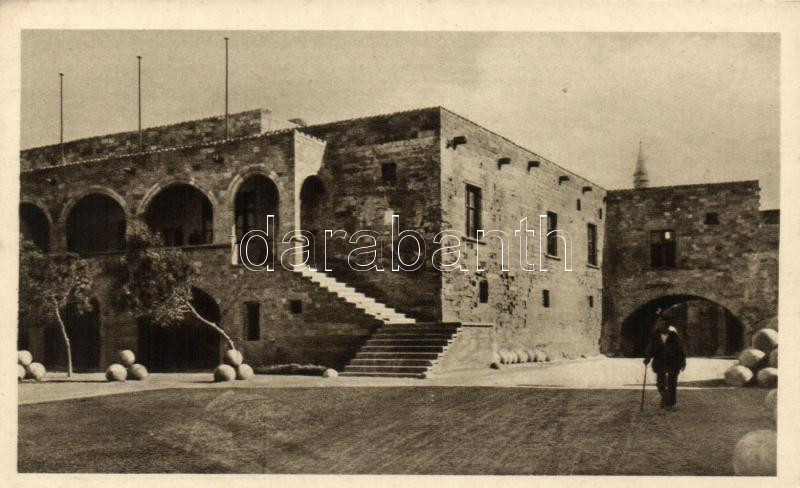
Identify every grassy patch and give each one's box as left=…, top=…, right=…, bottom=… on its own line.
left=18, top=387, right=773, bottom=474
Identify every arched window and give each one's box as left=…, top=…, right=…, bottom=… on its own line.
left=145, top=184, right=213, bottom=246
left=66, top=194, right=126, bottom=253
left=20, top=203, right=50, bottom=252
left=234, top=175, right=279, bottom=262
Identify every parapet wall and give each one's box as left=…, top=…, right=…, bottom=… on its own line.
left=20, top=109, right=269, bottom=171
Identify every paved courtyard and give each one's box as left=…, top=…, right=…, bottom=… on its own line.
left=18, top=357, right=775, bottom=475
left=19, top=357, right=735, bottom=405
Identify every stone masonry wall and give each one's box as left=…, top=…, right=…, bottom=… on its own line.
left=438, top=109, right=606, bottom=358
left=602, top=181, right=778, bottom=354
left=23, top=249, right=383, bottom=371
left=301, top=108, right=443, bottom=321
left=20, top=109, right=270, bottom=172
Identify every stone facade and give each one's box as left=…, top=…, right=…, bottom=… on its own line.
left=438, top=110, right=605, bottom=358
left=602, top=181, right=779, bottom=356
left=18, top=106, right=780, bottom=371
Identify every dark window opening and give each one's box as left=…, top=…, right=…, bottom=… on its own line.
left=577, top=199, right=581, bottom=211
left=543, top=290, right=550, bottom=308
left=235, top=191, right=256, bottom=238
left=162, top=227, right=184, bottom=247
left=598, top=208, right=603, bottom=220
left=589, top=296, right=594, bottom=308
left=466, top=184, right=482, bottom=239
left=479, top=280, right=489, bottom=303
left=381, top=162, right=397, bottom=184
left=650, top=230, right=677, bottom=269
left=245, top=302, right=260, bottom=341
left=145, top=184, right=213, bottom=248
left=546, top=211, right=558, bottom=256
left=66, top=194, right=126, bottom=253
left=705, top=212, right=719, bottom=225
left=289, top=299, right=303, bottom=314
left=587, top=223, right=598, bottom=266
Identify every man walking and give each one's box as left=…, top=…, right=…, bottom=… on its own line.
left=643, top=322, right=687, bottom=410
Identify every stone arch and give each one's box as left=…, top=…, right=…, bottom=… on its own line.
left=136, top=287, right=222, bottom=371
left=140, top=181, right=216, bottom=246
left=64, top=192, right=127, bottom=253
left=137, top=178, right=218, bottom=217
left=60, top=186, right=129, bottom=225
left=226, top=167, right=282, bottom=211
left=231, top=172, right=280, bottom=263
left=20, top=201, right=52, bottom=252
left=620, top=293, right=744, bottom=358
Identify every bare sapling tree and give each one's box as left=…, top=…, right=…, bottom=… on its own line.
left=112, top=220, right=236, bottom=352
left=19, top=238, right=95, bottom=377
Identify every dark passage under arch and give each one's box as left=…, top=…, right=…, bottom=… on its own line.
left=137, top=288, right=222, bottom=371
left=44, top=298, right=101, bottom=372
left=621, top=294, right=743, bottom=357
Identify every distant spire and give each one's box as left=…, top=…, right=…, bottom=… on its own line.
left=633, top=140, right=649, bottom=189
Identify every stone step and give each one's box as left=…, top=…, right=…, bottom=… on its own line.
left=343, top=365, right=430, bottom=375
left=376, top=322, right=458, bottom=336
left=365, top=338, right=451, bottom=346
left=339, top=371, right=425, bottom=378
left=372, top=332, right=455, bottom=339
left=354, top=352, right=441, bottom=360
left=360, top=345, right=445, bottom=353
left=295, top=267, right=415, bottom=325
left=349, top=358, right=434, bottom=367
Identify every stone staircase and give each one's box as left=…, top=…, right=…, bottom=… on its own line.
left=341, top=323, right=463, bottom=378
left=295, top=268, right=415, bottom=324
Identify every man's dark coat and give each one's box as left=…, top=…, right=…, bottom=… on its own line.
left=646, top=328, right=687, bottom=373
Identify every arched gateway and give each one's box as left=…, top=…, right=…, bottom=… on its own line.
left=620, top=294, right=744, bottom=357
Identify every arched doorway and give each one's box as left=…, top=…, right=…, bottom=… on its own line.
left=20, top=203, right=50, bottom=252
left=66, top=194, right=126, bottom=253
left=300, top=175, right=325, bottom=265
left=44, top=298, right=101, bottom=372
left=621, top=294, right=743, bottom=357
left=300, top=175, right=325, bottom=235
left=234, top=174, right=279, bottom=262
left=137, top=288, right=222, bottom=371
left=144, top=184, right=213, bottom=246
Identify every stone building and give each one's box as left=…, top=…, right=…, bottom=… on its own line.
left=602, top=176, right=779, bottom=357
left=18, top=107, right=778, bottom=375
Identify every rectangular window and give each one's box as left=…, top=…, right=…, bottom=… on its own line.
left=588, top=295, right=594, bottom=308
left=542, top=289, right=550, bottom=308
left=381, top=162, right=397, bottom=184
left=244, top=302, right=260, bottom=341
left=598, top=208, right=603, bottom=220
left=576, top=198, right=581, bottom=211
left=650, top=230, right=677, bottom=269
left=479, top=280, right=489, bottom=303
left=587, top=223, right=598, bottom=266
left=465, top=184, right=482, bottom=239
left=546, top=211, right=558, bottom=256
left=289, top=299, right=303, bottom=314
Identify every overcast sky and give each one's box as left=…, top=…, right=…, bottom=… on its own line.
left=21, top=31, right=780, bottom=208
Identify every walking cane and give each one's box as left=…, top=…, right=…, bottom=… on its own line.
left=640, top=363, right=648, bottom=411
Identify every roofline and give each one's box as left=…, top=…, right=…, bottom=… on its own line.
left=22, top=105, right=609, bottom=189
left=607, top=180, right=760, bottom=194
left=438, top=106, right=607, bottom=191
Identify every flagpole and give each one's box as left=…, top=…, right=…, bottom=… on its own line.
left=224, top=37, right=229, bottom=140
left=59, top=73, right=64, bottom=163
left=137, top=55, right=142, bottom=152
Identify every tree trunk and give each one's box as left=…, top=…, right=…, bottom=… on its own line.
left=186, top=301, right=236, bottom=351
left=53, top=298, right=73, bottom=377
